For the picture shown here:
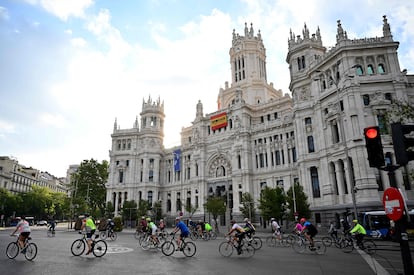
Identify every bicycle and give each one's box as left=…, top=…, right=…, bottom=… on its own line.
left=322, top=234, right=342, bottom=248
left=140, top=232, right=164, bottom=251
left=341, top=234, right=376, bottom=255
left=292, top=234, right=326, bottom=255
left=161, top=233, right=197, bottom=257
left=245, top=232, right=263, bottom=250
left=6, top=235, right=38, bottom=261
left=100, top=228, right=117, bottom=241
left=218, top=236, right=255, bottom=258
left=47, top=225, right=56, bottom=237
left=71, top=231, right=107, bottom=257
left=266, top=232, right=289, bottom=247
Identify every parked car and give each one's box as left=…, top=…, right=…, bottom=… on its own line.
left=36, top=220, right=48, bottom=226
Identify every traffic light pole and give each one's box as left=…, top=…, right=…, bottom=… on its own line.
left=383, top=165, right=413, bottom=274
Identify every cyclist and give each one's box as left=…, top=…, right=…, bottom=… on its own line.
left=197, top=220, right=205, bottom=237
left=350, top=219, right=366, bottom=248
left=10, top=216, right=31, bottom=253
left=243, top=218, right=256, bottom=239
left=80, top=214, right=96, bottom=255
left=146, top=218, right=159, bottom=245
left=271, top=218, right=281, bottom=241
left=300, top=218, right=318, bottom=249
left=227, top=220, right=246, bottom=255
left=48, top=218, right=56, bottom=233
left=138, top=216, right=147, bottom=233
left=170, top=217, right=190, bottom=250
left=328, top=220, right=338, bottom=240
left=205, top=221, right=213, bottom=236
left=293, top=221, right=303, bottom=235
left=106, top=218, right=115, bottom=234
left=158, top=219, right=165, bottom=231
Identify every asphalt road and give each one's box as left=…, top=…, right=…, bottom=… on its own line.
left=0, top=224, right=410, bottom=275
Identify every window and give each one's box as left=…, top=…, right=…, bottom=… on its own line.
left=149, top=170, right=154, bottom=182
left=363, top=95, right=370, bottom=106
left=118, top=170, right=123, bottom=183
left=355, top=65, right=364, bottom=75
left=378, top=64, right=385, bottom=74
left=307, top=136, right=315, bottom=153
left=310, top=167, right=321, bottom=198
left=238, top=155, right=241, bottom=169
left=275, top=151, right=281, bottom=165
left=305, top=117, right=312, bottom=125
left=367, top=64, right=374, bottom=75
left=332, top=122, right=340, bottom=143
left=292, top=147, right=297, bottom=162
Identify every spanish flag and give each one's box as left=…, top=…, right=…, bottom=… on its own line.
left=210, top=112, right=227, bottom=130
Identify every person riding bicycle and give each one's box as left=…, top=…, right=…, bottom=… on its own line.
left=158, top=219, right=165, bottom=231
left=328, top=220, right=338, bottom=240
left=106, top=219, right=115, bottom=234
left=48, top=218, right=56, bottom=232
left=171, top=216, right=190, bottom=251
left=205, top=221, right=213, bottom=234
left=138, top=216, right=147, bottom=233
left=293, top=221, right=303, bottom=235
left=350, top=219, right=366, bottom=248
left=243, top=218, right=256, bottom=239
left=80, top=214, right=96, bottom=255
left=197, top=220, right=205, bottom=236
left=146, top=217, right=159, bottom=245
left=227, top=220, right=246, bottom=255
left=271, top=218, right=281, bottom=241
left=300, top=218, right=318, bottom=249
left=10, top=216, right=31, bottom=252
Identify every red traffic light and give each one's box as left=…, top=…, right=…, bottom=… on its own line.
left=365, top=127, right=379, bottom=139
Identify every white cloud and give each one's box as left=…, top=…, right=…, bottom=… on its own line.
left=0, top=120, right=16, bottom=138
left=25, top=0, right=93, bottom=21
left=0, top=6, right=9, bottom=20
left=39, top=113, right=66, bottom=128
left=71, top=37, right=87, bottom=47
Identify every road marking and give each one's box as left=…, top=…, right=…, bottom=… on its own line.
left=357, top=249, right=390, bottom=275
left=106, top=245, right=134, bottom=254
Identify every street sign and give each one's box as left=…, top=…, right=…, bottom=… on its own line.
left=382, top=187, right=405, bottom=221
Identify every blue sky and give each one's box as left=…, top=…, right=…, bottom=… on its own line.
left=0, top=0, right=413, bottom=178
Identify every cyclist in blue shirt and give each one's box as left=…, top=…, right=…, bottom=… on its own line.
left=171, top=217, right=190, bottom=250
left=300, top=218, right=318, bottom=249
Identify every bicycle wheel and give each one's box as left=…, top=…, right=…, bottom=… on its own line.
left=341, top=239, right=354, bottom=253
left=210, top=231, right=217, bottom=240
left=292, top=239, right=306, bottom=253
left=322, top=236, right=333, bottom=247
left=24, top=243, right=38, bottom=261
left=161, top=241, right=175, bottom=256
left=92, top=240, right=107, bottom=257
left=182, top=241, right=196, bottom=257
left=313, top=241, right=326, bottom=255
left=202, top=232, right=210, bottom=241
left=285, top=234, right=296, bottom=246
left=47, top=230, right=53, bottom=237
left=134, top=231, right=141, bottom=240
left=71, top=239, right=86, bottom=256
left=266, top=236, right=276, bottom=247
left=241, top=244, right=255, bottom=258
left=218, top=241, right=234, bottom=257
left=250, top=237, right=262, bottom=250
left=140, top=236, right=151, bottom=251
left=363, top=240, right=377, bottom=255
left=189, top=231, right=198, bottom=241
left=99, top=231, right=107, bottom=240
left=109, top=232, right=117, bottom=241
left=6, top=242, right=19, bottom=259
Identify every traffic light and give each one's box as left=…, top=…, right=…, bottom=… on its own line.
left=364, top=126, right=385, bottom=168
left=391, top=122, right=414, bottom=166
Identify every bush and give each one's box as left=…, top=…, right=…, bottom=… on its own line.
left=114, top=216, right=123, bottom=232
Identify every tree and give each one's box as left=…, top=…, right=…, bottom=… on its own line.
left=121, top=200, right=137, bottom=227
left=137, top=200, right=151, bottom=220
left=239, top=192, right=255, bottom=222
left=204, top=197, right=226, bottom=232
left=258, top=187, right=286, bottom=223
left=286, top=182, right=311, bottom=221
left=152, top=201, right=163, bottom=221
left=70, top=159, right=108, bottom=217
left=104, top=201, right=115, bottom=218
left=185, top=203, right=198, bottom=219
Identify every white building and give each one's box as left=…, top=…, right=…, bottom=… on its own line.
left=106, top=17, right=414, bottom=226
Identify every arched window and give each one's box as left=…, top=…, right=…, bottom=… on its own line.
left=355, top=65, right=364, bottom=75
left=310, top=167, right=321, bottom=198
left=367, top=64, right=374, bottom=75
left=378, top=63, right=385, bottom=74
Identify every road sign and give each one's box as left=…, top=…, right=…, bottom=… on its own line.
left=382, top=187, right=405, bottom=221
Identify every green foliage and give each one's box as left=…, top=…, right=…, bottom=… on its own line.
left=70, top=159, right=108, bottom=216
left=258, top=187, right=286, bottom=222
left=152, top=201, right=162, bottom=221
left=239, top=192, right=255, bottom=222
left=121, top=200, right=138, bottom=222
left=204, top=197, right=226, bottom=221
left=104, top=201, right=115, bottom=218
left=185, top=203, right=198, bottom=219
left=137, top=200, right=151, bottom=219
left=113, top=216, right=123, bottom=232
left=286, top=182, right=311, bottom=220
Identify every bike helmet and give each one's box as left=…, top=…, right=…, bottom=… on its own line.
left=352, top=219, right=358, bottom=223
left=146, top=217, right=151, bottom=221
left=244, top=218, right=249, bottom=222
left=300, top=218, right=306, bottom=223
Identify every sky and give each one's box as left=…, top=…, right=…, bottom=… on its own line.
left=0, top=0, right=413, bottom=178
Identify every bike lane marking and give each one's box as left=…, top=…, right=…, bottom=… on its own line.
left=106, top=244, right=134, bottom=254
left=357, top=249, right=389, bottom=275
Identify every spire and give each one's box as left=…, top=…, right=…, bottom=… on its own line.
left=249, top=23, right=254, bottom=37
left=382, top=15, right=392, bottom=39
left=244, top=22, right=248, bottom=36
left=196, top=100, right=203, bottom=119
left=113, top=118, right=117, bottom=132
left=303, top=23, right=310, bottom=39
left=316, top=26, right=321, bottom=42
left=134, top=116, right=139, bottom=129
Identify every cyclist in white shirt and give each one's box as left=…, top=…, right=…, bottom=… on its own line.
left=10, top=216, right=31, bottom=252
